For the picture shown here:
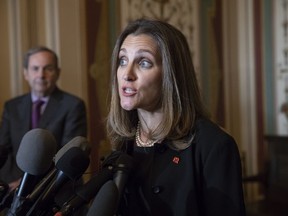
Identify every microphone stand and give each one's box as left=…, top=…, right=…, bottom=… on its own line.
left=6, top=174, right=39, bottom=216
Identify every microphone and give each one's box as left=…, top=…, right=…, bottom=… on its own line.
left=27, top=136, right=90, bottom=204
left=16, top=129, right=57, bottom=177
left=7, top=128, right=57, bottom=216
left=86, top=180, right=119, bottom=216
left=54, top=151, right=128, bottom=216
left=113, top=153, right=133, bottom=201
left=26, top=146, right=90, bottom=215
left=14, top=136, right=90, bottom=216
left=54, top=136, right=91, bottom=163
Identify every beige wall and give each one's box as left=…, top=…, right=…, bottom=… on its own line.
left=57, top=0, right=87, bottom=103
left=0, top=0, right=12, bottom=112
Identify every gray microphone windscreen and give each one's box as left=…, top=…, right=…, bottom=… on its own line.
left=16, top=128, right=57, bottom=175
left=87, top=180, right=119, bottom=216
left=54, top=136, right=90, bottom=164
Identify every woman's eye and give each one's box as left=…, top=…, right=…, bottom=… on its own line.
left=139, top=60, right=152, bottom=68
left=119, top=58, right=127, bottom=66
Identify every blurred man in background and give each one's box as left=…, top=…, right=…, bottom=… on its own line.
left=0, top=46, right=87, bottom=193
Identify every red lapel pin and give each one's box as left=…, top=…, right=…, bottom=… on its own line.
left=172, top=156, right=180, bottom=164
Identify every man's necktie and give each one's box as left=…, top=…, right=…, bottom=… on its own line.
left=31, top=100, right=44, bottom=128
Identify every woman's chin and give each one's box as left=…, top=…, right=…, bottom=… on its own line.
left=121, top=103, right=135, bottom=111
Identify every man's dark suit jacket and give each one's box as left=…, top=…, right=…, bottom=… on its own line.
left=0, top=87, right=87, bottom=183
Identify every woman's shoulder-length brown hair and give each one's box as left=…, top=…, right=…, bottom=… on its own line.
left=107, top=18, right=209, bottom=149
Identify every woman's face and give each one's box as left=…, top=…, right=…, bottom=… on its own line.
left=117, top=34, right=163, bottom=112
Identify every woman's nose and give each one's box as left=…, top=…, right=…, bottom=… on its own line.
left=123, top=74, right=134, bottom=81
left=123, top=65, right=135, bottom=81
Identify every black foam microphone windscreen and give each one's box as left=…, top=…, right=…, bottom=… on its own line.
left=55, top=136, right=90, bottom=164
left=55, top=147, right=90, bottom=180
left=86, top=180, right=119, bottom=216
left=113, top=153, right=134, bottom=195
left=16, top=128, right=57, bottom=176
left=55, top=152, right=132, bottom=216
